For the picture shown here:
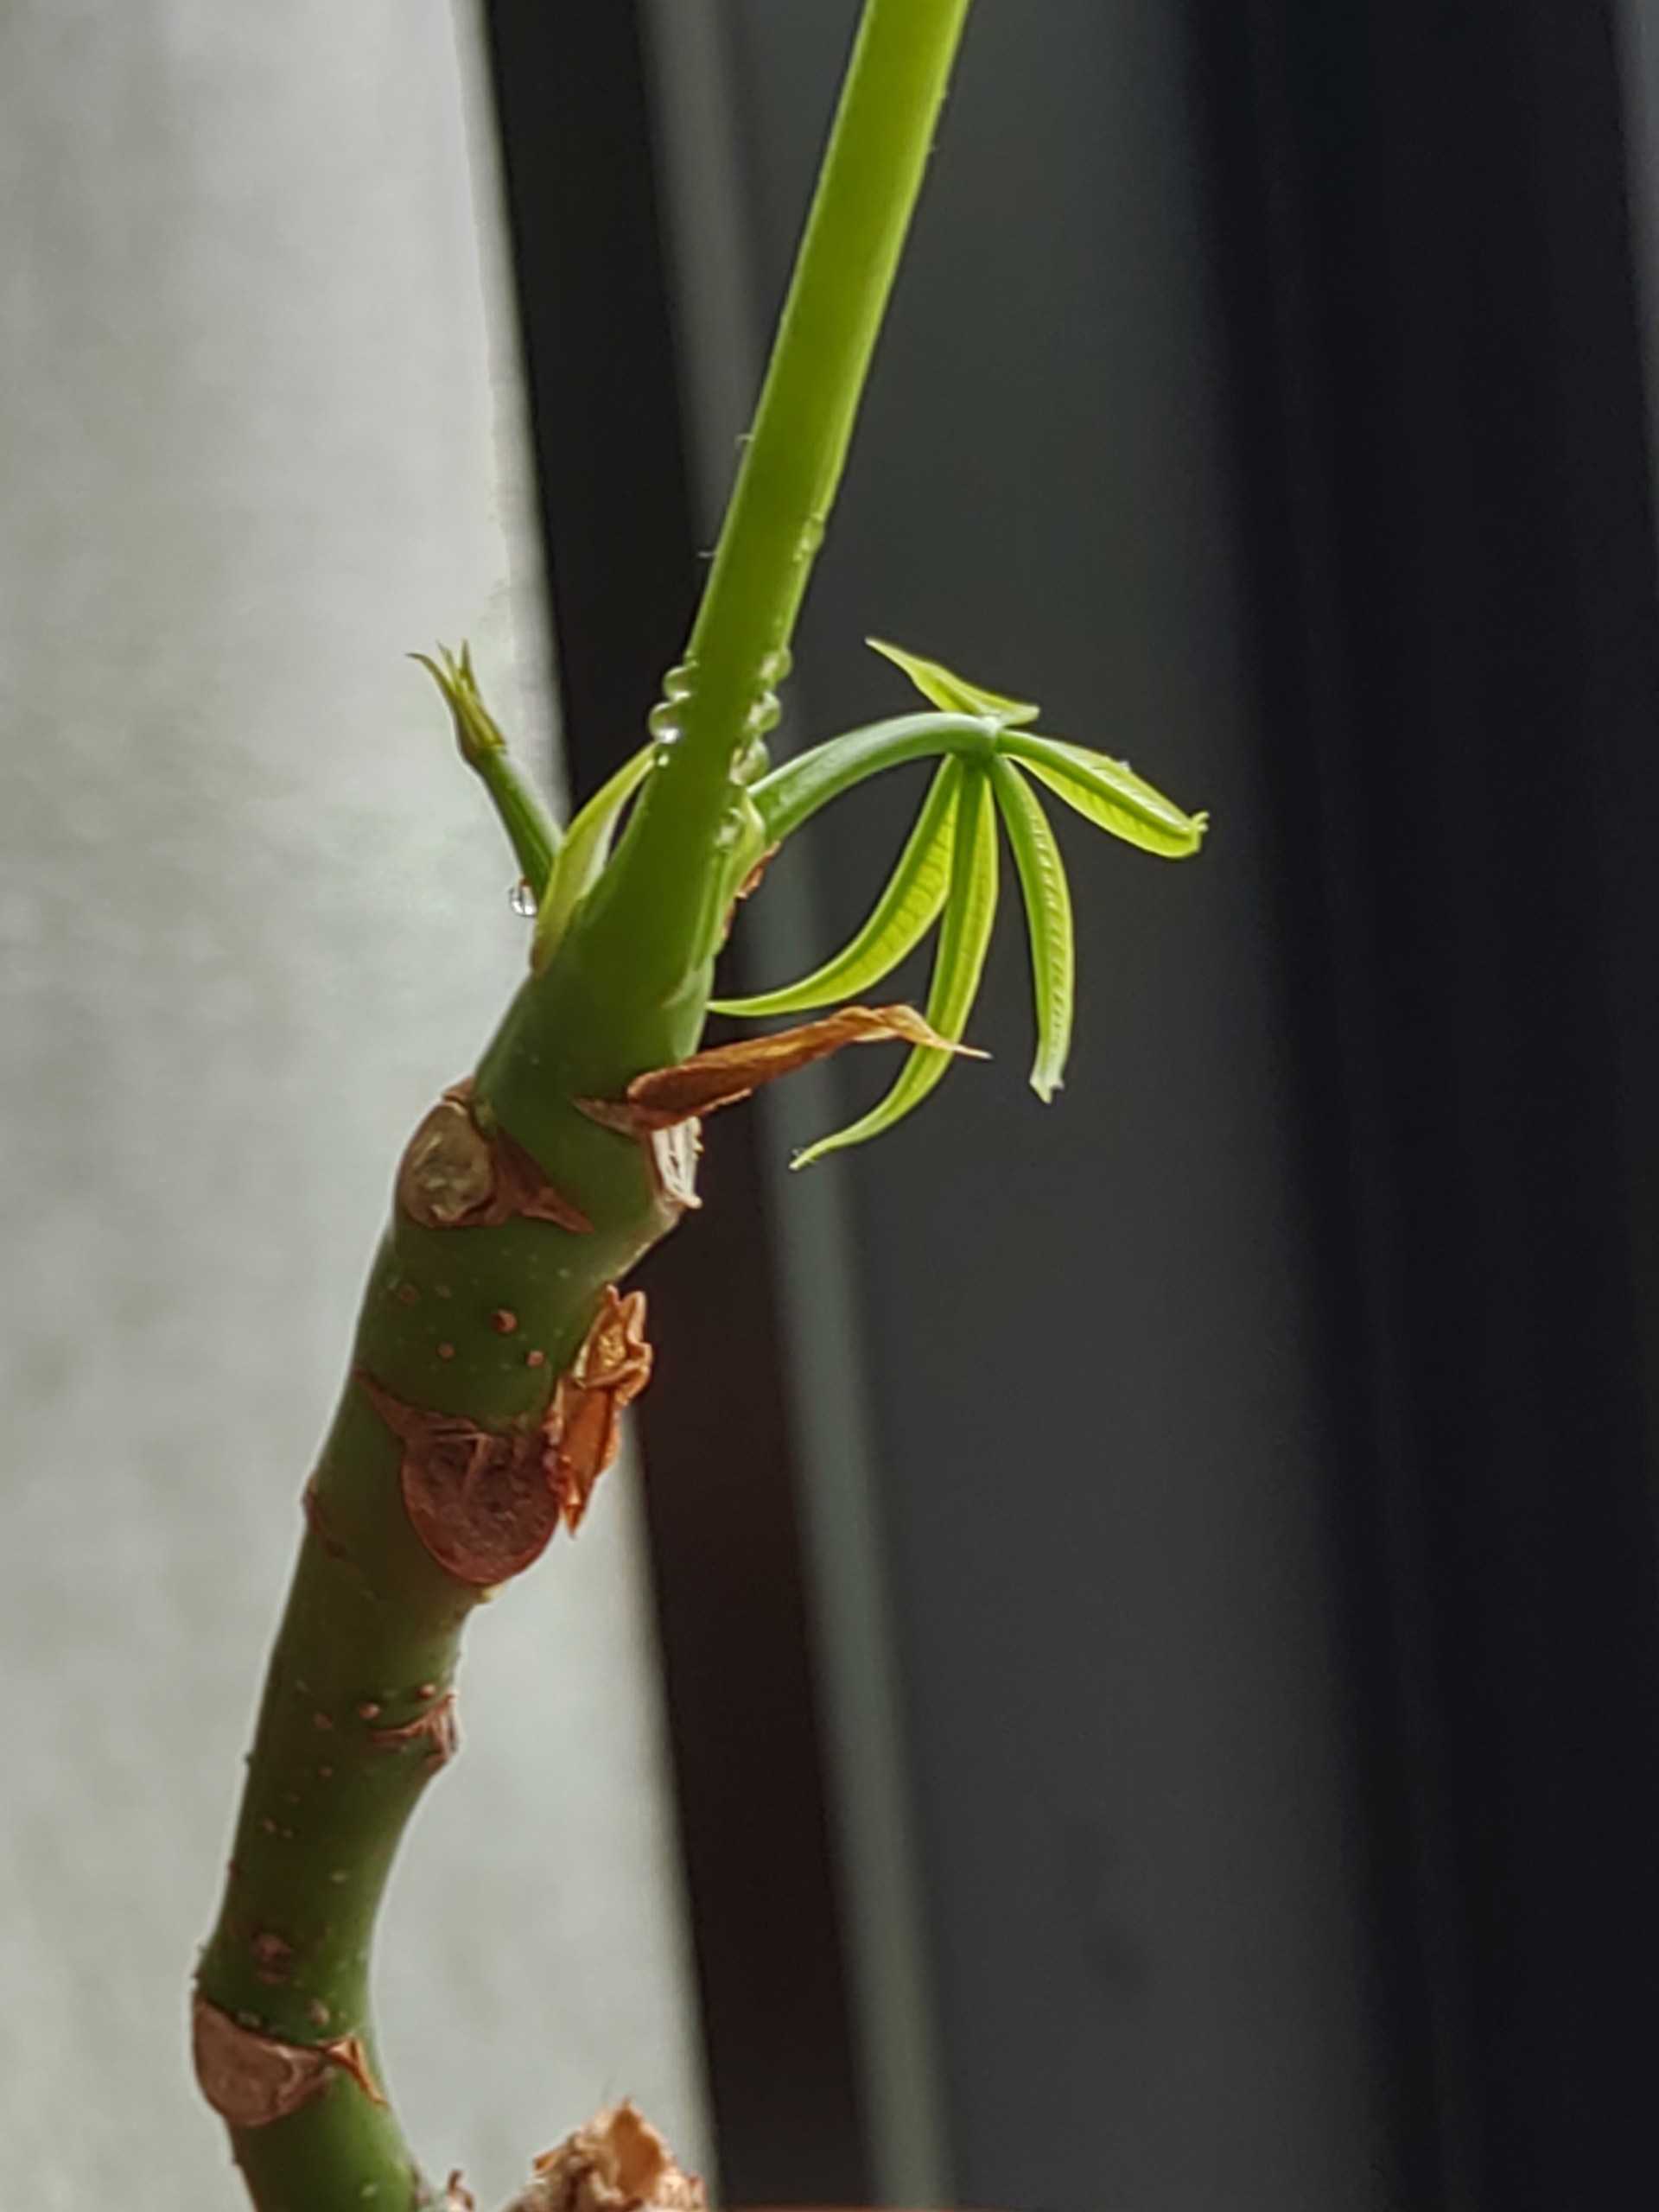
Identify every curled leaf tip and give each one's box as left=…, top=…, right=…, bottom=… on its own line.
left=714, top=758, right=963, bottom=1019
left=414, top=646, right=561, bottom=894
left=868, top=635, right=1041, bottom=728
left=1004, top=731, right=1207, bottom=858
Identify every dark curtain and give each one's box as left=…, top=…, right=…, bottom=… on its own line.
left=1194, top=3, right=1659, bottom=2202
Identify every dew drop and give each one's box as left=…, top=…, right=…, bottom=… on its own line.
left=508, top=879, right=537, bottom=918
left=648, top=659, right=700, bottom=745
left=648, top=659, right=698, bottom=743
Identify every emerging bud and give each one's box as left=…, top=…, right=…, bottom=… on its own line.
left=412, top=641, right=507, bottom=766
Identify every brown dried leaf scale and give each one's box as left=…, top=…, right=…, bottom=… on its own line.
left=580, top=1003, right=981, bottom=1135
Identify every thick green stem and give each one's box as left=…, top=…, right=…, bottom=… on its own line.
left=578, top=0, right=976, bottom=1012
left=197, top=1130, right=676, bottom=2212
left=195, top=4, right=977, bottom=2208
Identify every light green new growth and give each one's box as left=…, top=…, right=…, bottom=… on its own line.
left=193, top=3, right=1205, bottom=2209
left=531, top=741, right=655, bottom=965
left=868, top=634, right=1041, bottom=725
left=990, top=753, right=1074, bottom=1102
left=709, top=757, right=962, bottom=1017
left=794, top=740, right=1001, bottom=1166
left=717, top=638, right=1205, bottom=1157
left=415, top=643, right=559, bottom=896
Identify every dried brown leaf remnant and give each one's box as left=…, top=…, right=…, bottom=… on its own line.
left=582, top=1003, right=979, bottom=1135
left=511, top=2102, right=707, bottom=2212
left=359, top=1375, right=561, bottom=1588
left=397, top=1081, right=591, bottom=1234
left=545, top=1290, right=653, bottom=1533
left=489, top=1123, right=595, bottom=1233
left=321, top=2034, right=385, bottom=2107
left=370, top=1691, right=460, bottom=1769
left=191, top=1997, right=385, bottom=2129
left=646, top=1120, right=702, bottom=1213
left=735, top=843, right=781, bottom=903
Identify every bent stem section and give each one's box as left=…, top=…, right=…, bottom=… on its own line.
left=195, top=1046, right=685, bottom=2212
left=194, top=3, right=978, bottom=2207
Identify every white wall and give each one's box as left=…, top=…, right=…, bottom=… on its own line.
left=0, top=4, right=709, bottom=2204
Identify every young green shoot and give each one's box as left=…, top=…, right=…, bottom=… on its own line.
left=714, top=639, right=1206, bottom=1157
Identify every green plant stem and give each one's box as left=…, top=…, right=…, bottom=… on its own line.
left=579, top=0, right=976, bottom=1011
left=194, top=5, right=977, bottom=2208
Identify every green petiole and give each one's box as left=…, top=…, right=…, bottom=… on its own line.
left=748, top=710, right=997, bottom=845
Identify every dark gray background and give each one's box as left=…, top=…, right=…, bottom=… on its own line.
left=665, top=7, right=1384, bottom=2206
left=493, top=1, right=1659, bottom=2204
